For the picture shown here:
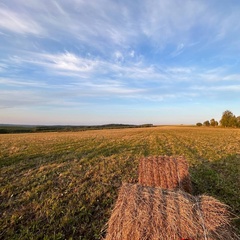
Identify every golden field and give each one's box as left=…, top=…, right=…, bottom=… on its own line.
left=0, top=126, right=239, bottom=239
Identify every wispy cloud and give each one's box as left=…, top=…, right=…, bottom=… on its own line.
left=0, top=63, right=8, bottom=72
left=42, top=52, right=97, bottom=72
left=0, top=78, right=48, bottom=88
left=81, top=82, right=144, bottom=96
left=0, top=4, right=44, bottom=35
left=1, top=0, right=240, bottom=54
left=171, top=43, right=185, bottom=57
left=6, top=49, right=240, bottom=90
left=9, top=52, right=98, bottom=77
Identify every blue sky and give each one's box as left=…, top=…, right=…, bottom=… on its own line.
left=1, top=0, right=240, bottom=125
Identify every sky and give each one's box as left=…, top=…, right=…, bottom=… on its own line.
left=1, top=0, right=240, bottom=125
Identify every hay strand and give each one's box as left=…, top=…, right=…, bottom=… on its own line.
left=105, top=183, right=238, bottom=240
left=138, top=156, right=192, bottom=193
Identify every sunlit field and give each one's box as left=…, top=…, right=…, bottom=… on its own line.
left=0, top=126, right=239, bottom=239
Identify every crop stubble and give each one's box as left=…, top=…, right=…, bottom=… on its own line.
left=0, top=126, right=239, bottom=239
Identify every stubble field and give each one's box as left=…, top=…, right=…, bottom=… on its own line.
left=0, top=126, right=240, bottom=239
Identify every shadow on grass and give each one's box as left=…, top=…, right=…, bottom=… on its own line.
left=190, top=154, right=240, bottom=233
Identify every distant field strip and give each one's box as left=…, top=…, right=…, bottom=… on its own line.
left=0, top=127, right=240, bottom=239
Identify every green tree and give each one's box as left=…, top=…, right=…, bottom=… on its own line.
left=203, top=120, right=210, bottom=126
left=210, top=118, right=216, bottom=126
left=196, top=122, right=202, bottom=126
left=220, top=110, right=237, bottom=127
left=236, top=116, right=240, bottom=128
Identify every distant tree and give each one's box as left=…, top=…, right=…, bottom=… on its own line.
left=210, top=118, right=216, bottom=126
left=220, top=110, right=237, bottom=127
left=236, top=116, right=240, bottom=128
left=203, top=120, right=210, bottom=126
left=196, top=122, right=202, bottom=126
left=215, top=120, right=219, bottom=126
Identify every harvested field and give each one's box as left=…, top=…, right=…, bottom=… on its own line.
left=0, top=126, right=239, bottom=239
left=138, top=155, right=192, bottom=193
left=105, top=183, right=238, bottom=240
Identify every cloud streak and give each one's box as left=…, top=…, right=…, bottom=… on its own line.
left=0, top=4, right=44, bottom=35
left=2, top=0, right=239, bottom=51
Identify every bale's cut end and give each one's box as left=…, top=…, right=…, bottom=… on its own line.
left=138, top=155, right=192, bottom=193
left=105, top=183, right=238, bottom=240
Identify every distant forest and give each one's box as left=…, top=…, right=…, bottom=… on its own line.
left=196, top=110, right=240, bottom=128
left=0, top=124, right=154, bottom=134
left=1, top=110, right=239, bottom=134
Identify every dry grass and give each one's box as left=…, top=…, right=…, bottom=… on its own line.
left=0, top=127, right=239, bottom=239
left=138, top=155, right=192, bottom=193
left=105, top=183, right=238, bottom=240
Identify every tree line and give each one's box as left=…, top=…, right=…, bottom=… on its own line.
left=196, top=110, right=240, bottom=128
left=0, top=124, right=154, bottom=134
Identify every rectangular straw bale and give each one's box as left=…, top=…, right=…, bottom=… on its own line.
left=105, top=183, right=238, bottom=240
left=138, top=156, right=192, bottom=193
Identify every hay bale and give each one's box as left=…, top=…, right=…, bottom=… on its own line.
left=105, top=183, right=238, bottom=240
left=138, top=156, right=192, bottom=193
